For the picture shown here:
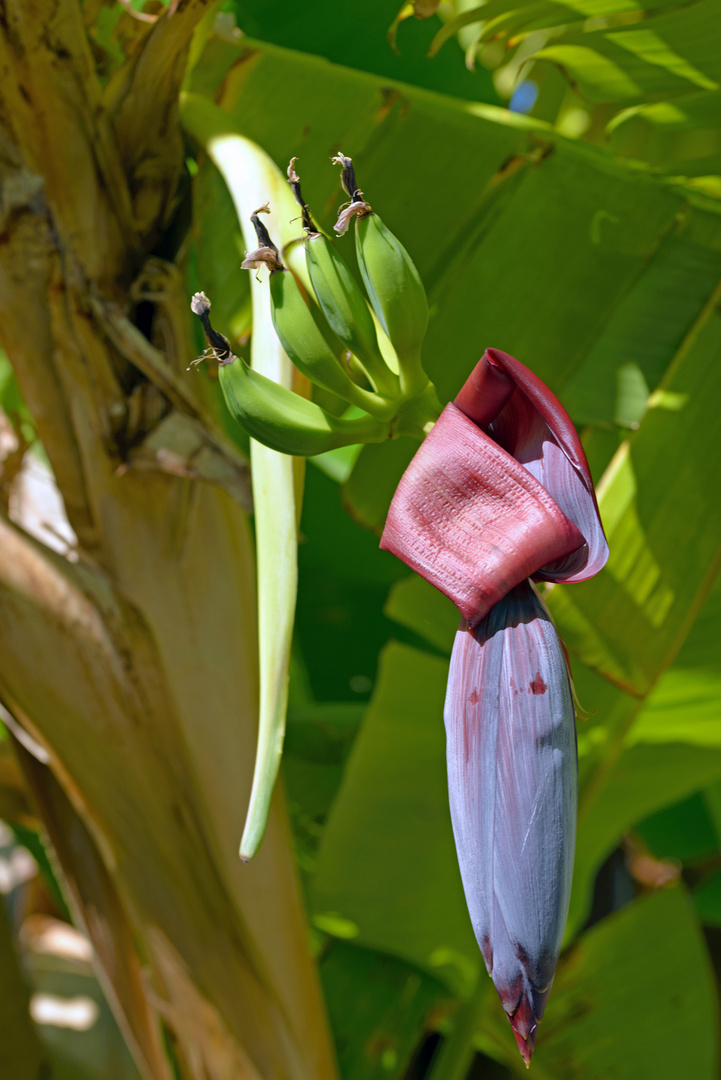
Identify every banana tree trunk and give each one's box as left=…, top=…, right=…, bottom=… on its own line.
left=0, top=3, right=337, bottom=1079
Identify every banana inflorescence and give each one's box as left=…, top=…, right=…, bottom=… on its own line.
left=191, top=154, right=440, bottom=457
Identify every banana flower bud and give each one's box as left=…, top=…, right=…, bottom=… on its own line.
left=380, top=350, right=608, bottom=1065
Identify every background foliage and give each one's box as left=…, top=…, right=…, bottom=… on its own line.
left=1, top=2, right=720, bottom=1079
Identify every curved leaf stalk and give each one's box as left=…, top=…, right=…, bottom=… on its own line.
left=180, top=92, right=304, bottom=860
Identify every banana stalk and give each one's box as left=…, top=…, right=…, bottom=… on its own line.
left=330, top=153, right=429, bottom=396
left=269, top=266, right=394, bottom=417
left=355, top=212, right=428, bottom=395
left=305, top=232, right=399, bottom=398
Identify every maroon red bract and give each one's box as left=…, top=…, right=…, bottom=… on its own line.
left=381, top=349, right=608, bottom=621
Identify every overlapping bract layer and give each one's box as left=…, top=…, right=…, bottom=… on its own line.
left=380, top=349, right=607, bottom=1065
left=445, top=583, right=577, bottom=1065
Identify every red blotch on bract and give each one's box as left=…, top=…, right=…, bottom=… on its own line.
left=529, top=672, right=547, bottom=695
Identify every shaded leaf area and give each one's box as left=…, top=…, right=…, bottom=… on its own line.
left=384, top=575, right=459, bottom=657
left=561, top=212, right=721, bottom=427
left=528, top=302, right=721, bottom=900
left=609, top=88, right=721, bottom=172
left=281, top=468, right=445, bottom=883
left=311, top=642, right=477, bottom=998
left=296, top=468, right=414, bottom=702
left=635, top=790, right=718, bottom=864
left=227, top=0, right=500, bottom=104
left=571, top=734, right=721, bottom=931
left=626, top=577, right=721, bottom=924
left=556, top=297, right=721, bottom=917
left=319, top=942, right=451, bottom=1080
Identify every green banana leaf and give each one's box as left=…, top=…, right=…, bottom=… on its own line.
left=535, top=0, right=721, bottom=105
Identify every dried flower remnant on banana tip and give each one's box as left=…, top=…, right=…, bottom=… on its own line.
left=330, top=153, right=430, bottom=403
left=288, top=158, right=401, bottom=402
left=380, top=350, right=608, bottom=1066
left=240, top=203, right=284, bottom=272
left=190, top=292, right=234, bottom=364
left=287, top=157, right=316, bottom=236
left=331, top=152, right=372, bottom=235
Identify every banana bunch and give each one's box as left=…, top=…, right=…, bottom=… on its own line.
left=192, top=156, right=441, bottom=457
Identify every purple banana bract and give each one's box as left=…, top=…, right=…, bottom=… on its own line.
left=380, top=349, right=608, bottom=1066
left=445, top=585, right=576, bottom=1065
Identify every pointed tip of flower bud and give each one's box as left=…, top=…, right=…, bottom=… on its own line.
left=514, top=1031, right=535, bottom=1070
left=509, top=990, right=540, bottom=1067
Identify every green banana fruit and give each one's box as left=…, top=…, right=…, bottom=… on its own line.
left=219, top=353, right=387, bottom=457
left=304, top=233, right=398, bottom=397
left=269, top=268, right=391, bottom=417
left=355, top=211, right=428, bottom=387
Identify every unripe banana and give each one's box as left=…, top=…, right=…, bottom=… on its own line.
left=305, top=233, right=398, bottom=396
left=219, top=354, right=388, bottom=457
left=355, top=211, right=428, bottom=381
left=269, top=268, right=391, bottom=417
